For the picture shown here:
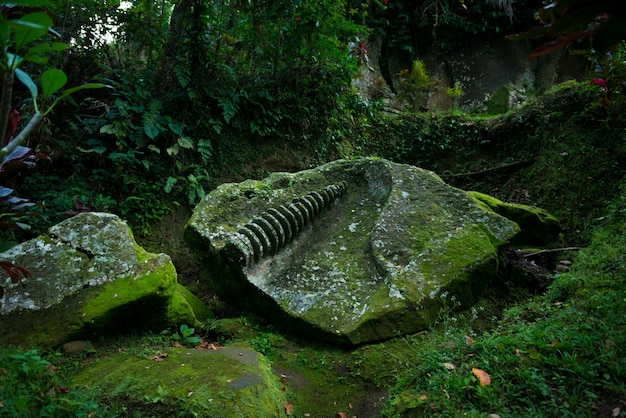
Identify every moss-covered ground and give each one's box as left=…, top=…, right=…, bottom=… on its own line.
left=1, top=82, right=625, bottom=417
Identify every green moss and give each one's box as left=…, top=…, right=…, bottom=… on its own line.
left=174, top=283, right=213, bottom=322
left=468, top=191, right=561, bottom=246
left=485, top=86, right=510, bottom=115
left=74, top=347, right=288, bottom=417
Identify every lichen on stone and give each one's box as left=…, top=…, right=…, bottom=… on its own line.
left=186, top=158, right=557, bottom=345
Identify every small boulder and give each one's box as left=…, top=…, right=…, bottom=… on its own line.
left=0, top=212, right=207, bottom=348
left=73, top=346, right=288, bottom=417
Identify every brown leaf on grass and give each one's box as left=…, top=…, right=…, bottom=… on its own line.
left=465, top=335, right=475, bottom=346
left=210, top=342, right=224, bottom=350
left=196, top=341, right=209, bottom=349
left=187, top=391, right=194, bottom=397
left=337, top=413, right=349, bottom=418
left=284, top=401, right=293, bottom=415
left=472, top=368, right=491, bottom=386
left=172, top=341, right=183, bottom=348
left=149, top=353, right=168, bottom=362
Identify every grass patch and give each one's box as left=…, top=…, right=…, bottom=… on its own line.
left=380, top=188, right=626, bottom=417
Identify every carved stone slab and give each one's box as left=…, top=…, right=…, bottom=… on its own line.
left=186, top=158, right=521, bottom=344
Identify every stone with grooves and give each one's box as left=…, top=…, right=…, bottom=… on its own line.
left=74, top=347, right=287, bottom=417
left=186, top=158, right=548, bottom=345
left=0, top=212, right=208, bottom=348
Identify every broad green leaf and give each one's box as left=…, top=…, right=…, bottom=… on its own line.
left=100, top=124, right=117, bottom=134
left=141, top=160, right=150, bottom=170
left=14, top=13, right=52, bottom=51
left=177, top=136, right=194, bottom=149
left=168, top=122, right=183, bottom=136
left=166, top=144, right=180, bottom=156
left=144, top=124, right=159, bottom=140
left=14, top=68, right=38, bottom=100
left=56, top=83, right=110, bottom=101
left=22, top=53, right=48, bottom=65
left=41, top=69, right=67, bottom=99
left=148, top=144, right=161, bottom=153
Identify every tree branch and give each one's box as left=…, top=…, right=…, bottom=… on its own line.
left=0, top=111, right=42, bottom=159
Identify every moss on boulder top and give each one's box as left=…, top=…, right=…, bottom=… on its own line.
left=186, top=158, right=558, bottom=345
left=0, top=212, right=209, bottom=348
left=73, top=346, right=287, bottom=417
left=468, top=191, right=561, bottom=246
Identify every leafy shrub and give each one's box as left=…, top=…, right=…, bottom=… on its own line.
left=0, top=348, right=103, bottom=417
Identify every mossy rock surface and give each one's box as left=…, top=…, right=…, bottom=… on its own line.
left=185, top=158, right=556, bottom=344
left=73, top=346, right=288, bottom=417
left=468, top=191, right=561, bottom=246
left=0, top=212, right=202, bottom=348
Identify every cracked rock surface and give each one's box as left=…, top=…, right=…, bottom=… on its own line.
left=0, top=212, right=201, bottom=348
left=186, top=158, right=546, bottom=345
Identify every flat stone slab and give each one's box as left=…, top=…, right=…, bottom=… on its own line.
left=186, top=158, right=523, bottom=344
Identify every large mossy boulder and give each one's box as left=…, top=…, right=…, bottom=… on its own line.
left=73, top=346, right=288, bottom=417
left=0, top=212, right=210, bottom=348
left=186, top=158, right=558, bottom=345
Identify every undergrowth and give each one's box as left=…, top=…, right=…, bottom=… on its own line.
left=381, top=184, right=626, bottom=417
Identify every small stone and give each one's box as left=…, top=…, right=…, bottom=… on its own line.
left=62, top=340, right=93, bottom=355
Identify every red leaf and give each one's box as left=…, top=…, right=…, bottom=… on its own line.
left=285, top=401, right=293, bottom=415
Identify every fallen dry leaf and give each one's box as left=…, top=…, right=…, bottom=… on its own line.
left=285, top=401, right=293, bottom=415
left=210, top=342, right=224, bottom=350
left=472, top=368, right=491, bottom=386
left=172, top=341, right=183, bottom=348
left=187, top=391, right=194, bottom=398
left=442, top=362, right=456, bottom=370
left=337, top=413, right=349, bottom=418
left=149, top=353, right=168, bottom=362
left=465, top=335, right=475, bottom=346
left=196, top=341, right=209, bottom=349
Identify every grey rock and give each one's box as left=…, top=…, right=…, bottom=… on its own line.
left=186, top=159, right=537, bottom=344
left=0, top=212, right=203, bottom=348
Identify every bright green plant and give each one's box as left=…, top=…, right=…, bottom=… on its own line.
left=172, top=324, right=202, bottom=346
left=446, top=81, right=463, bottom=108
left=396, top=59, right=432, bottom=112
left=0, top=348, right=103, bottom=416
left=0, top=2, right=106, bottom=160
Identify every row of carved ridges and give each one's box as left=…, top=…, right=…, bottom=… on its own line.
left=225, top=182, right=347, bottom=267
